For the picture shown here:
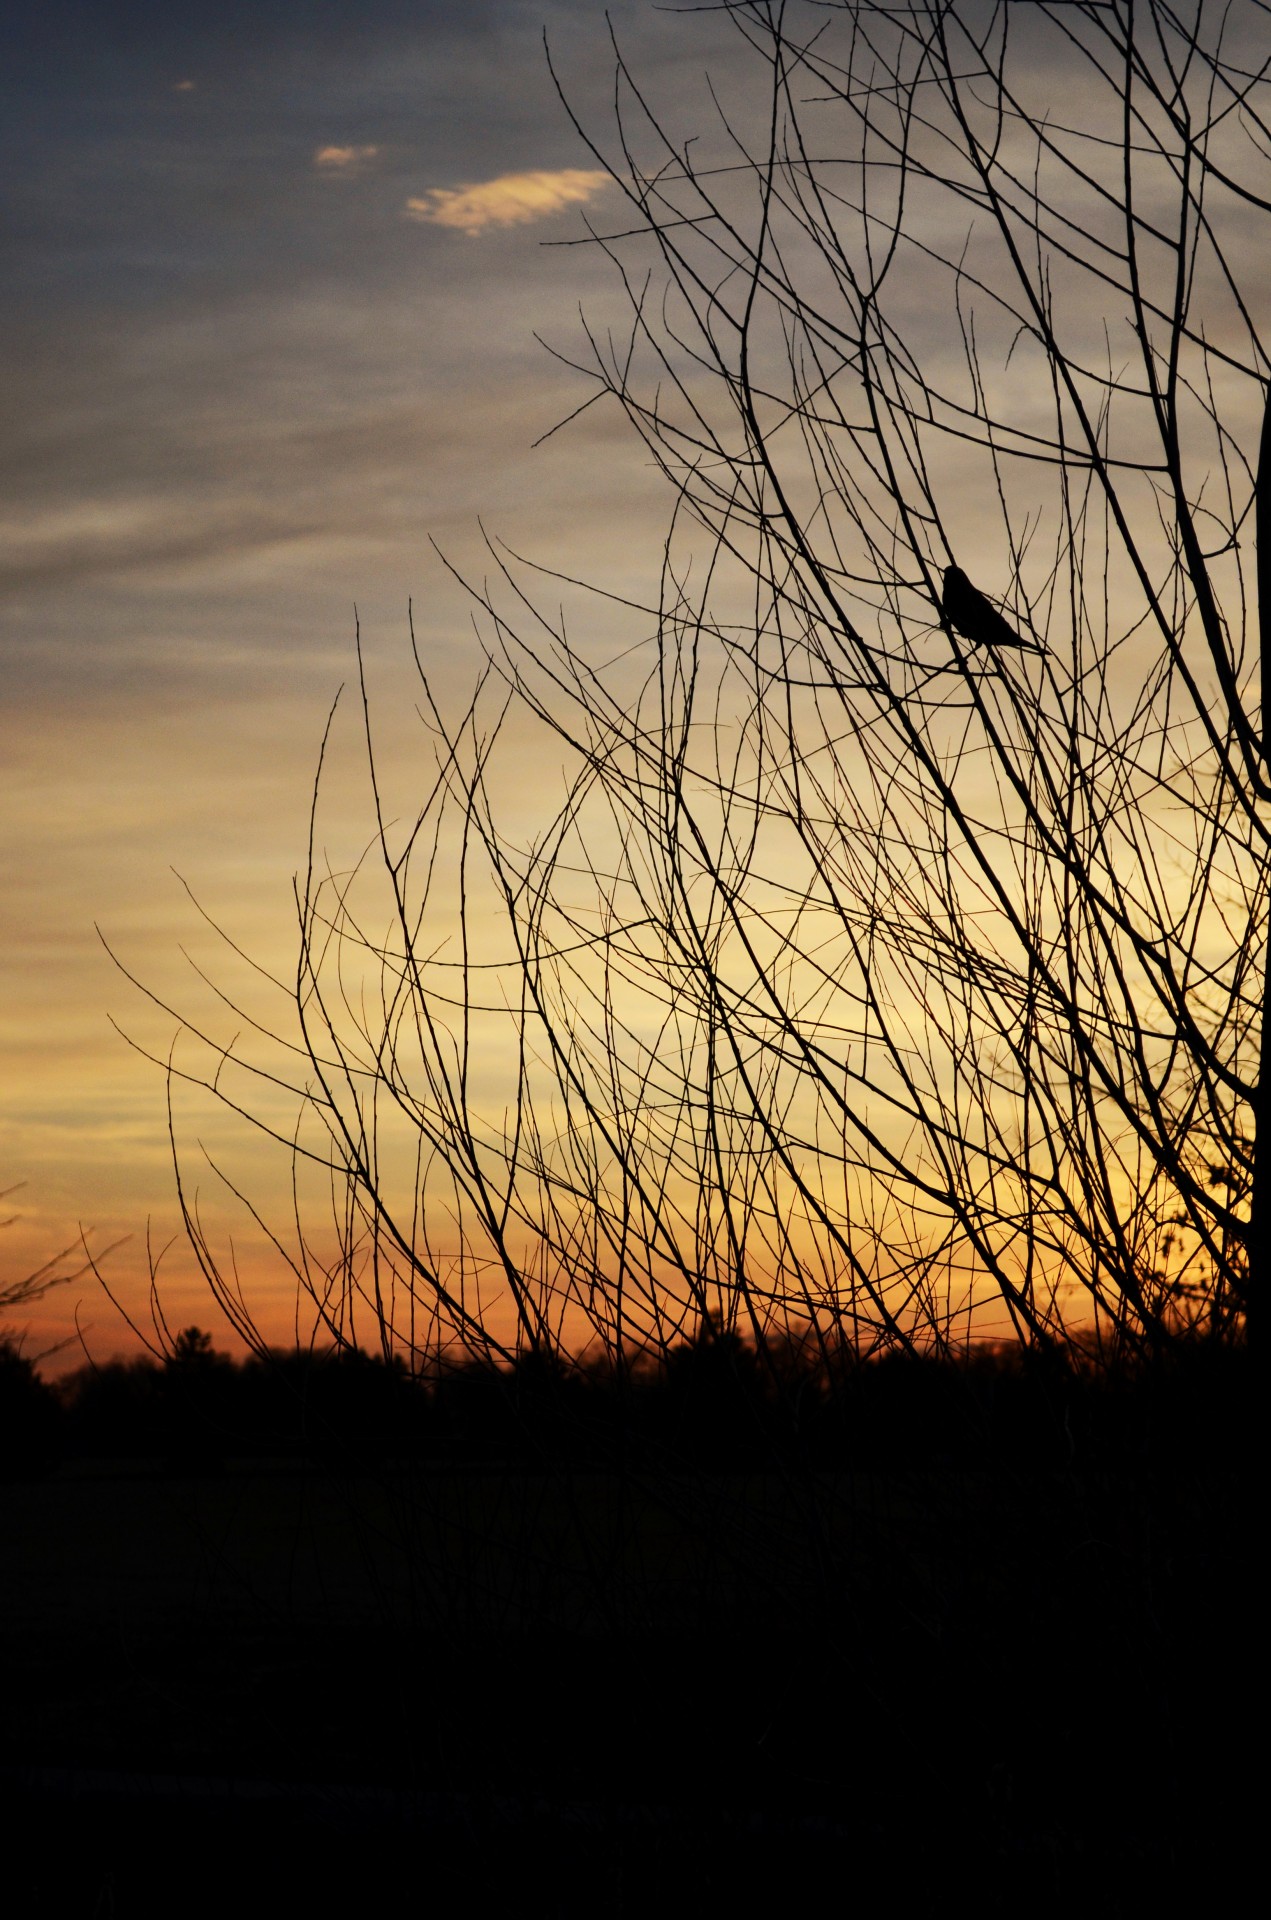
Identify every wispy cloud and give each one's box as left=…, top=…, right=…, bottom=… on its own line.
left=314, top=144, right=380, bottom=172
left=404, top=168, right=610, bottom=237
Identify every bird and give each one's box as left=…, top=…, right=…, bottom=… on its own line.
left=940, top=565, right=1041, bottom=653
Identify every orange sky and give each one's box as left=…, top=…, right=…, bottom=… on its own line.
left=4, top=2, right=1265, bottom=1371
left=1, top=1, right=704, bottom=1366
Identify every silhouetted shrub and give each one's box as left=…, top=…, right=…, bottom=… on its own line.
left=253, top=1343, right=425, bottom=1466
left=0, top=1338, right=65, bottom=1477
left=62, top=1335, right=433, bottom=1468
left=651, top=1330, right=774, bottom=1467
left=63, top=1354, right=158, bottom=1458
left=30, top=1321, right=1256, bottom=1476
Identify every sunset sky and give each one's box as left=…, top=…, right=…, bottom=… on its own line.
left=1, top=20, right=1250, bottom=1891
left=5, top=2, right=1265, bottom=1369
left=2, top=0, right=751, bottom=1362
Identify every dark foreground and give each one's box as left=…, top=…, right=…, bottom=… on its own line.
left=1, top=1433, right=1256, bottom=1917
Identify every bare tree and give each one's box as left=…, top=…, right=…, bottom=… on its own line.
left=1, top=1183, right=115, bottom=1326
left=129, top=0, right=1269, bottom=1380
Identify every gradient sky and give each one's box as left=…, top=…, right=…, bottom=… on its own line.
left=2, top=0, right=758, bottom=1362
left=5, top=2, right=1263, bottom=1367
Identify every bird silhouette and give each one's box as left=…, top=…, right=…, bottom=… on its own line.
left=941, top=566, right=1040, bottom=652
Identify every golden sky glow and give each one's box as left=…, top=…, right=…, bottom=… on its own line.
left=3, top=1, right=1263, bottom=1368
left=0, top=2, right=721, bottom=1366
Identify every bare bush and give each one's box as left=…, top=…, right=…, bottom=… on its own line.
left=123, top=2, right=1269, bottom=1381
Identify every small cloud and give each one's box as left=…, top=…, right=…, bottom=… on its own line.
left=314, top=144, right=380, bottom=173
left=404, top=168, right=611, bottom=237
left=173, top=80, right=196, bottom=92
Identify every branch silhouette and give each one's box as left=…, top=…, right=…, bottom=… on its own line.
left=113, top=2, right=1263, bottom=1404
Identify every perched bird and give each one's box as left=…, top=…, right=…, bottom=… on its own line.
left=941, top=565, right=1040, bottom=652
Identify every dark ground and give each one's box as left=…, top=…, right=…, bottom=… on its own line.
left=0, top=1434, right=1257, bottom=1916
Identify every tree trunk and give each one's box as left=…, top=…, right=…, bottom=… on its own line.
left=1248, top=385, right=1271, bottom=1343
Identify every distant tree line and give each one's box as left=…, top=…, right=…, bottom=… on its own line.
left=0, top=1324, right=1251, bottom=1479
